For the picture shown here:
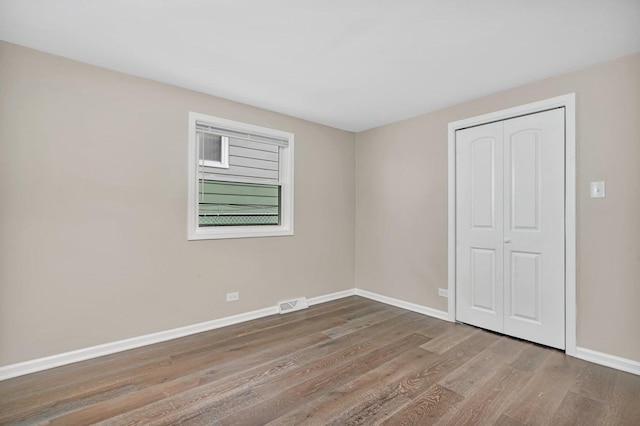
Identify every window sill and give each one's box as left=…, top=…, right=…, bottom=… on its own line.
left=187, top=225, right=294, bottom=240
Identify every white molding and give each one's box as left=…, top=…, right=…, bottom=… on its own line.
left=447, top=114, right=457, bottom=323
left=576, top=347, right=640, bottom=376
left=0, top=289, right=358, bottom=382
left=564, top=95, right=577, bottom=356
left=0, top=305, right=279, bottom=381
left=447, top=93, right=577, bottom=355
left=4, top=285, right=638, bottom=381
left=354, top=289, right=449, bottom=321
left=307, top=289, right=356, bottom=306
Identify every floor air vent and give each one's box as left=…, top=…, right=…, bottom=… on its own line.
left=278, top=297, right=308, bottom=314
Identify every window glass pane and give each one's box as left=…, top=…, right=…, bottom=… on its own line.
left=198, top=180, right=280, bottom=227
left=200, top=132, right=222, bottom=163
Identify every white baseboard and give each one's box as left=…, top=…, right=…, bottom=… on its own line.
left=354, top=289, right=449, bottom=321
left=7, top=288, right=636, bottom=381
left=308, top=289, right=356, bottom=306
left=575, top=347, right=640, bottom=376
left=0, top=289, right=359, bottom=382
left=0, top=305, right=281, bottom=381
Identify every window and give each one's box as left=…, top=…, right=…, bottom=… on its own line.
left=198, top=131, right=229, bottom=169
left=188, top=112, right=294, bottom=240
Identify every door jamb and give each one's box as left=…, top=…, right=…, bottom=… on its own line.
left=447, top=93, right=576, bottom=356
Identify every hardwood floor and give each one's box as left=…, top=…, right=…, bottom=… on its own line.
left=1, top=296, right=639, bottom=425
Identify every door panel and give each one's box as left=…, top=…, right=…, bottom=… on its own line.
left=456, top=108, right=565, bottom=349
left=471, top=138, right=497, bottom=229
left=503, top=108, right=565, bottom=349
left=470, top=248, right=497, bottom=312
left=510, top=251, right=541, bottom=322
left=510, top=130, right=540, bottom=230
left=456, top=122, right=504, bottom=333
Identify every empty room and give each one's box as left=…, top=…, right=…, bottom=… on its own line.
left=1, top=1, right=639, bottom=425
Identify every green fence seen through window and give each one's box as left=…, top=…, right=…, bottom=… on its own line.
left=199, top=180, right=280, bottom=227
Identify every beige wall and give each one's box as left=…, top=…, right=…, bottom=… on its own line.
left=0, top=42, right=356, bottom=366
left=356, top=52, right=640, bottom=362
left=2, top=40, right=638, bottom=369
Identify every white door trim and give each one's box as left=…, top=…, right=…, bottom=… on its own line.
left=447, top=93, right=577, bottom=357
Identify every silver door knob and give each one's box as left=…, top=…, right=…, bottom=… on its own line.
left=504, top=238, right=512, bottom=244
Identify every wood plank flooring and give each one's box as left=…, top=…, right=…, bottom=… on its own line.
left=1, top=296, right=639, bottom=425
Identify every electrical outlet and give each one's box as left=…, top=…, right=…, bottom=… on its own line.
left=438, top=288, right=448, bottom=298
left=226, top=292, right=239, bottom=302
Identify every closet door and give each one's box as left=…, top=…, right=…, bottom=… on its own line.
left=455, top=108, right=565, bottom=349
left=455, top=121, right=504, bottom=333
left=503, top=109, right=565, bottom=349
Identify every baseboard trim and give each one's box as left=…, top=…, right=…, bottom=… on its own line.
left=354, top=289, right=449, bottom=321
left=9, top=288, right=636, bottom=381
left=575, top=347, right=640, bottom=376
left=0, top=289, right=359, bottom=382
left=0, top=305, right=281, bottom=381
left=308, top=289, right=356, bottom=306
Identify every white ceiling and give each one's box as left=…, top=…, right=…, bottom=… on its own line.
left=1, top=1, right=639, bottom=132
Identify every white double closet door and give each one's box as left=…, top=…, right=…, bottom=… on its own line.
left=455, top=108, right=565, bottom=349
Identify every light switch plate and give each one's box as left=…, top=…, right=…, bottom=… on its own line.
left=590, top=181, right=605, bottom=198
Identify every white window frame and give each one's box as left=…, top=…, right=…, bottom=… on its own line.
left=187, top=112, right=294, bottom=240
